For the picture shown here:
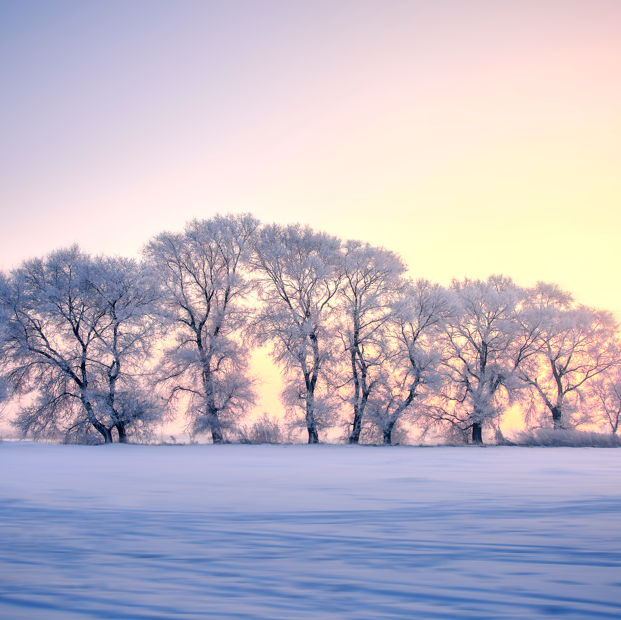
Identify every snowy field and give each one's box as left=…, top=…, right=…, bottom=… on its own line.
left=1, top=443, right=620, bottom=619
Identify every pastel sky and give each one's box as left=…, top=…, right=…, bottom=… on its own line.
left=1, top=1, right=620, bottom=430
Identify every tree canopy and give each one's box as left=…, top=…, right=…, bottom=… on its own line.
left=1, top=215, right=619, bottom=444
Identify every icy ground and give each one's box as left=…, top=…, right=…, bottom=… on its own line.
left=1, top=443, right=620, bottom=619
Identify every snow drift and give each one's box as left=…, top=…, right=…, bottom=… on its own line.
left=1, top=442, right=620, bottom=619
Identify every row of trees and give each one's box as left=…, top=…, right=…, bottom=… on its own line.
left=1, top=213, right=619, bottom=445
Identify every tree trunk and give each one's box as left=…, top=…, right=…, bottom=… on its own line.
left=349, top=406, right=362, bottom=444
left=205, top=398, right=223, bottom=443
left=305, top=393, right=319, bottom=444
left=94, top=424, right=113, bottom=444
left=383, top=422, right=395, bottom=445
left=115, top=422, right=127, bottom=443
left=551, top=406, right=562, bottom=429
left=307, top=426, right=319, bottom=444
left=348, top=345, right=364, bottom=444
left=84, top=399, right=113, bottom=443
left=472, top=422, right=483, bottom=444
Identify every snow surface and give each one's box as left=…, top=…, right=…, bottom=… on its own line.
left=1, top=442, right=620, bottom=619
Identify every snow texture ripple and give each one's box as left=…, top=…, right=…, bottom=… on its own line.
left=1, top=442, right=620, bottom=619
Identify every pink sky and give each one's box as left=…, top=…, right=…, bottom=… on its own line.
left=1, top=0, right=620, bottom=432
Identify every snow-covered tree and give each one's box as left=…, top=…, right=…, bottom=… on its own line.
left=0, top=247, right=163, bottom=443
left=432, top=275, right=526, bottom=444
left=334, top=241, right=406, bottom=443
left=251, top=223, right=342, bottom=443
left=586, top=363, right=621, bottom=434
left=81, top=255, right=164, bottom=442
left=518, top=282, right=619, bottom=430
left=144, top=214, right=259, bottom=443
left=365, top=279, right=449, bottom=444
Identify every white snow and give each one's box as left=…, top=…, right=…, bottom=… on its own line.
left=1, top=442, right=620, bottom=619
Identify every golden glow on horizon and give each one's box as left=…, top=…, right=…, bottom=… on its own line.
left=0, top=1, right=619, bottom=437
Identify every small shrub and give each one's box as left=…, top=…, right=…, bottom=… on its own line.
left=511, top=428, right=621, bottom=447
left=236, top=413, right=283, bottom=444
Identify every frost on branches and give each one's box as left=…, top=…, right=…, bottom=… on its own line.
left=144, top=214, right=259, bottom=444
left=334, top=241, right=407, bottom=444
left=517, top=282, right=619, bottom=430
left=251, top=224, right=342, bottom=444
left=0, top=247, right=164, bottom=443
left=428, top=276, right=527, bottom=444
left=363, top=279, right=449, bottom=444
left=1, top=214, right=620, bottom=445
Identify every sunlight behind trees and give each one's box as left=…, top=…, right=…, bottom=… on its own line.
left=1, top=214, right=619, bottom=445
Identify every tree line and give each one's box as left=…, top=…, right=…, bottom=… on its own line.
left=1, top=213, right=619, bottom=445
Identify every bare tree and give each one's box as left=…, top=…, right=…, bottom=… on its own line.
left=518, top=282, right=619, bottom=430
left=432, top=275, right=525, bottom=444
left=251, top=223, right=342, bottom=443
left=144, top=214, right=259, bottom=443
left=334, top=241, right=406, bottom=443
left=0, top=247, right=163, bottom=443
left=366, top=279, right=449, bottom=444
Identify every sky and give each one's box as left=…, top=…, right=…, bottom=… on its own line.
left=1, top=0, right=620, bottom=433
